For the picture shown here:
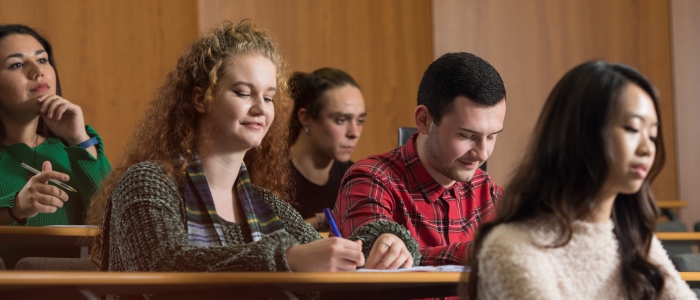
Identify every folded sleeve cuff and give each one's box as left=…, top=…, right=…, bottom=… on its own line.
left=349, top=220, right=421, bottom=267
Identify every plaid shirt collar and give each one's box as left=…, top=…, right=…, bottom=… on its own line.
left=401, top=133, right=468, bottom=203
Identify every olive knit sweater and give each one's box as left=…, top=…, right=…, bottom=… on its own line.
left=100, top=161, right=322, bottom=299
left=100, top=161, right=420, bottom=299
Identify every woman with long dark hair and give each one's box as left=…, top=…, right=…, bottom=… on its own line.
left=0, top=24, right=111, bottom=268
left=464, top=61, right=694, bottom=299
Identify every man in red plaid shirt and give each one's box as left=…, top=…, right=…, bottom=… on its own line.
left=334, top=52, right=506, bottom=266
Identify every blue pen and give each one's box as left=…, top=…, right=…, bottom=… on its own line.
left=323, top=208, right=342, bottom=238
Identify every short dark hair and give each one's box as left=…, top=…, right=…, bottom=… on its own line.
left=417, top=52, right=505, bottom=125
left=288, top=67, right=360, bottom=144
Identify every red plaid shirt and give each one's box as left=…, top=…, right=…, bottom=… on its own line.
left=335, top=133, right=502, bottom=265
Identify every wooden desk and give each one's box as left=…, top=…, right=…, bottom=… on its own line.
left=657, top=232, right=700, bottom=241
left=0, top=271, right=460, bottom=298
left=0, top=226, right=99, bottom=247
left=681, top=272, right=700, bottom=282
left=657, top=200, right=688, bottom=209
left=1, top=271, right=698, bottom=298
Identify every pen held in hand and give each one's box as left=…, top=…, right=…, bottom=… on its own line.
left=323, top=208, right=342, bottom=238
left=20, top=163, right=78, bottom=193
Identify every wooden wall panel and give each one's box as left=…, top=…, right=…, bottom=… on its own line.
left=199, top=0, right=434, bottom=161
left=670, top=0, right=700, bottom=225
left=433, top=0, right=678, bottom=200
left=0, top=0, right=199, bottom=163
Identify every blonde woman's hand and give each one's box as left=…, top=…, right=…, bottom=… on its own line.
left=286, top=238, right=365, bottom=271
left=364, top=233, right=414, bottom=270
left=38, top=94, right=89, bottom=146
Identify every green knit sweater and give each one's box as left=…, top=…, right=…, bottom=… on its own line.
left=0, top=125, right=111, bottom=268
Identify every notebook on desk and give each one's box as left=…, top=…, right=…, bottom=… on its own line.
left=356, top=265, right=467, bottom=272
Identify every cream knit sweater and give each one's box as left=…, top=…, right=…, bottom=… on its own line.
left=476, top=218, right=696, bottom=300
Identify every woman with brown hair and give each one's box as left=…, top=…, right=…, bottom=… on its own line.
left=85, top=21, right=378, bottom=289
left=287, top=68, right=365, bottom=230
left=464, top=61, right=695, bottom=299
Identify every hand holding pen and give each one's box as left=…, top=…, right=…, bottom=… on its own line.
left=21, top=163, right=77, bottom=192
left=322, top=208, right=414, bottom=270
left=11, top=161, right=72, bottom=220
left=284, top=208, right=365, bottom=271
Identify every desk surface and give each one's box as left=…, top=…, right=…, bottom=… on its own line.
left=657, top=232, right=700, bottom=241
left=657, top=200, right=688, bottom=209
left=0, top=271, right=461, bottom=295
left=0, top=226, right=99, bottom=247
left=0, top=271, right=698, bottom=295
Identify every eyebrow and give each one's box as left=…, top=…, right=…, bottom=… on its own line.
left=625, top=114, right=659, bottom=126
left=458, top=127, right=504, bottom=135
left=328, top=112, right=367, bottom=118
left=4, top=50, right=46, bottom=62
left=231, top=81, right=277, bottom=92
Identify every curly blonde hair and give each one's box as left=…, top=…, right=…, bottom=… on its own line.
left=85, top=20, right=292, bottom=260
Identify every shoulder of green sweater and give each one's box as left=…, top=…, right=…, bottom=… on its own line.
left=350, top=220, right=421, bottom=267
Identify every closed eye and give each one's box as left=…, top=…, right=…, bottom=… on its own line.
left=623, top=126, right=639, bottom=133
left=234, top=91, right=250, bottom=98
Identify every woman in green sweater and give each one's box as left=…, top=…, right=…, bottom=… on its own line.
left=86, top=21, right=417, bottom=294
left=0, top=24, right=111, bottom=267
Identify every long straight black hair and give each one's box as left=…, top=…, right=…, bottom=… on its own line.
left=0, top=24, right=61, bottom=143
left=465, top=61, right=666, bottom=300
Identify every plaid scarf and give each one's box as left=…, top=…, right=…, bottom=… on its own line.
left=184, top=155, right=286, bottom=246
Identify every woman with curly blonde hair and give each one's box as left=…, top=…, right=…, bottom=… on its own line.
left=85, top=21, right=367, bottom=292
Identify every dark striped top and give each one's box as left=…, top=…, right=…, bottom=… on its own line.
left=0, top=125, right=111, bottom=268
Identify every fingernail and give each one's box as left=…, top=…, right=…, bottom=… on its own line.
left=63, top=176, right=69, bottom=181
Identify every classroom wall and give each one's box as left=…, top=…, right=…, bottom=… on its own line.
left=432, top=0, right=679, bottom=201
left=197, top=0, right=434, bottom=161
left=670, top=0, right=700, bottom=226
left=0, top=0, right=199, bottom=163
left=2, top=1, right=689, bottom=209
